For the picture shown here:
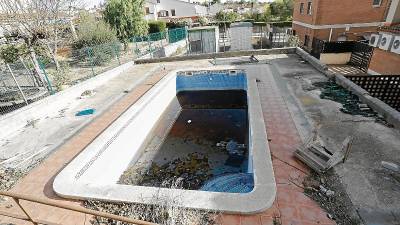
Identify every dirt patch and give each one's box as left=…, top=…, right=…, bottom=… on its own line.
left=303, top=170, right=362, bottom=225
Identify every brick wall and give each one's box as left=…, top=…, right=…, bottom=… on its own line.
left=316, top=0, right=390, bottom=25
left=369, top=48, right=400, bottom=74
left=292, top=0, right=390, bottom=42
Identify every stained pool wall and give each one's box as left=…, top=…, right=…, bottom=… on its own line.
left=175, top=70, right=253, bottom=174
left=176, top=70, right=247, bottom=92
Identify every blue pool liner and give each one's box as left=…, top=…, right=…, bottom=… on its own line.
left=200, top=173, right=254, bottom=193
left=176, top=71, right=247, bottom=92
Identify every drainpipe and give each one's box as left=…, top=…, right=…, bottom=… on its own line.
left=329, top=28, right=333, bottom=42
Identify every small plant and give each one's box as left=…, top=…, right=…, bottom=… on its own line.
left=50, top=62, right=71, bottom=91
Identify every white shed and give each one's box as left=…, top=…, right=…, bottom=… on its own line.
left=230, top=22, right=253, bottom=51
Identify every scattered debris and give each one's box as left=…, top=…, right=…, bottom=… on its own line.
left=381, top=161, right=399, bottom=173
left=303, top=171, right=362, bottom=225
left=80, top=90, right=96, bottom=99
left=313, top=80, right=391, bottom=126
left=84, top=197, right=219, bottom=225
left=75, top=108, right=95, bottom=116
left=0, top=168, right=25, bottom=192
left=119, top=153, right=212, bottom=190
left=216, top=140, right=246, bottom=156
left=25, top=118, right=40, bottom=128
left=295, top=136, right=353, bottom=173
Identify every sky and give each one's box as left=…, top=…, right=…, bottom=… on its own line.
left=84, top=0, right=275, bottom=8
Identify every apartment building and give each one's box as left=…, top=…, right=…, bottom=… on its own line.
left=292, top=0, right=393, bottom=50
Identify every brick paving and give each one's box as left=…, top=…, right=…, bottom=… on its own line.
left=0, top=63, right=335, bottom=225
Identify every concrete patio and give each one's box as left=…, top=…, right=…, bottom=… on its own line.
left=0, top=52, right=399, bottom=225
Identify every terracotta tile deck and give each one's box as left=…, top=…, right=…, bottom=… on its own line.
left=0, top=65, right=335, bottom=225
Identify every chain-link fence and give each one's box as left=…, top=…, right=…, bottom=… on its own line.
left=132, top=27, right=187, bottom=58
left=0, top=56, right=50, bottom=115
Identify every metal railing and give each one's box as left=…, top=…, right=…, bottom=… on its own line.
left=0, top=191, right=157, bottom=225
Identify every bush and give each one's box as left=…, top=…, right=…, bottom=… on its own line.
left=85, top=42, right=120, bottom=66
left=197, top=17, right=209, bottom=26
left=148, top=20, right=167, bottom=34
left=166, top=18, right=193, bottom=29
left=50, top=62, right=71, bottom=91
left=0, top=44, right=28, bottom=64
left=73, top=12, right=118, bottom=49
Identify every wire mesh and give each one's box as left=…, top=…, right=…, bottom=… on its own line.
left=0, top=57, right=49, bottom=115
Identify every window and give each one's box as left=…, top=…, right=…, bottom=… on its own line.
left=171, top=9, right=176, bottom=16
left=304, top=35, right=310, bottom=47
left=300, top=3, right=304, bottom=14
left=293, top=30, right=296, bottom=36
left=156, top=0, right=160, bottom=3
left=307, top=1, right=312, bottom=15
left=145, top=7, right=150, bottom=15
left=372, top=0, right=382, bottom=6
left=158, top=10, right=169, bottom=17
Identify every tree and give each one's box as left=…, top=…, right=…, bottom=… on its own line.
left=74, top=12, right=118, bottom=48
left=0, top=0, right=82, bottom=78
left=269, top=0, right=294, bottom=21
left=215, top=11, right=241, bottom=23
left=103, top=0, right=148, bottom=48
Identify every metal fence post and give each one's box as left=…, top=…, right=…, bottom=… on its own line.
left=86, top=47, right=96, bottom=77
left=113, top=43, right=121, bottom=65
left=38, top=60, right=54, bottom=95
left=6, top=63, right=29, bottom=105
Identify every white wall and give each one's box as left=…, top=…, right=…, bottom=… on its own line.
left=146, top=0, right=207, bottom=20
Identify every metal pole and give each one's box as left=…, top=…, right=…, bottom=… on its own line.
left=38, top=60, right=54, bottom=95
left=0, top=191, right=157, bottom=225
left=223, top=21, right=227, bottom=52
left=7, top=63, right=28, bottom=105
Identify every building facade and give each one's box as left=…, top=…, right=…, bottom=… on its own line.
left=292, top=0, right=395, bottom=50
left=144, top=0, right=207, bottom=21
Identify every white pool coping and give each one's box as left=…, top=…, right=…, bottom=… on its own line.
left=53, top=66, right=276, bottom=214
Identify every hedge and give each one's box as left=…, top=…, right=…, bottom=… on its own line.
left=148, top=20, right=167, bottom=33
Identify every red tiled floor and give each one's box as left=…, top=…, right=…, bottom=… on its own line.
left=220, top=69, right=335, bottom=225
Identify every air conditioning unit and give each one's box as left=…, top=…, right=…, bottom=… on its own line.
left=369, top=34, right=381, bottom=47
left=379, top=33, right=395, bottom=51
left=390, top=36, right=400, bottom=54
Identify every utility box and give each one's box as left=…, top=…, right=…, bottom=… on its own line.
left=230, top=22, right=253, bottom=51
left=188, top=26, right=219, bottom=54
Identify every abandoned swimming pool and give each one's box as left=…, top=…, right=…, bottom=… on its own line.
left=54, top=68, right=276, bottom=213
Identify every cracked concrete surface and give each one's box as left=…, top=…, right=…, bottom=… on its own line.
left=273, top=55, right=400, bottom=224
